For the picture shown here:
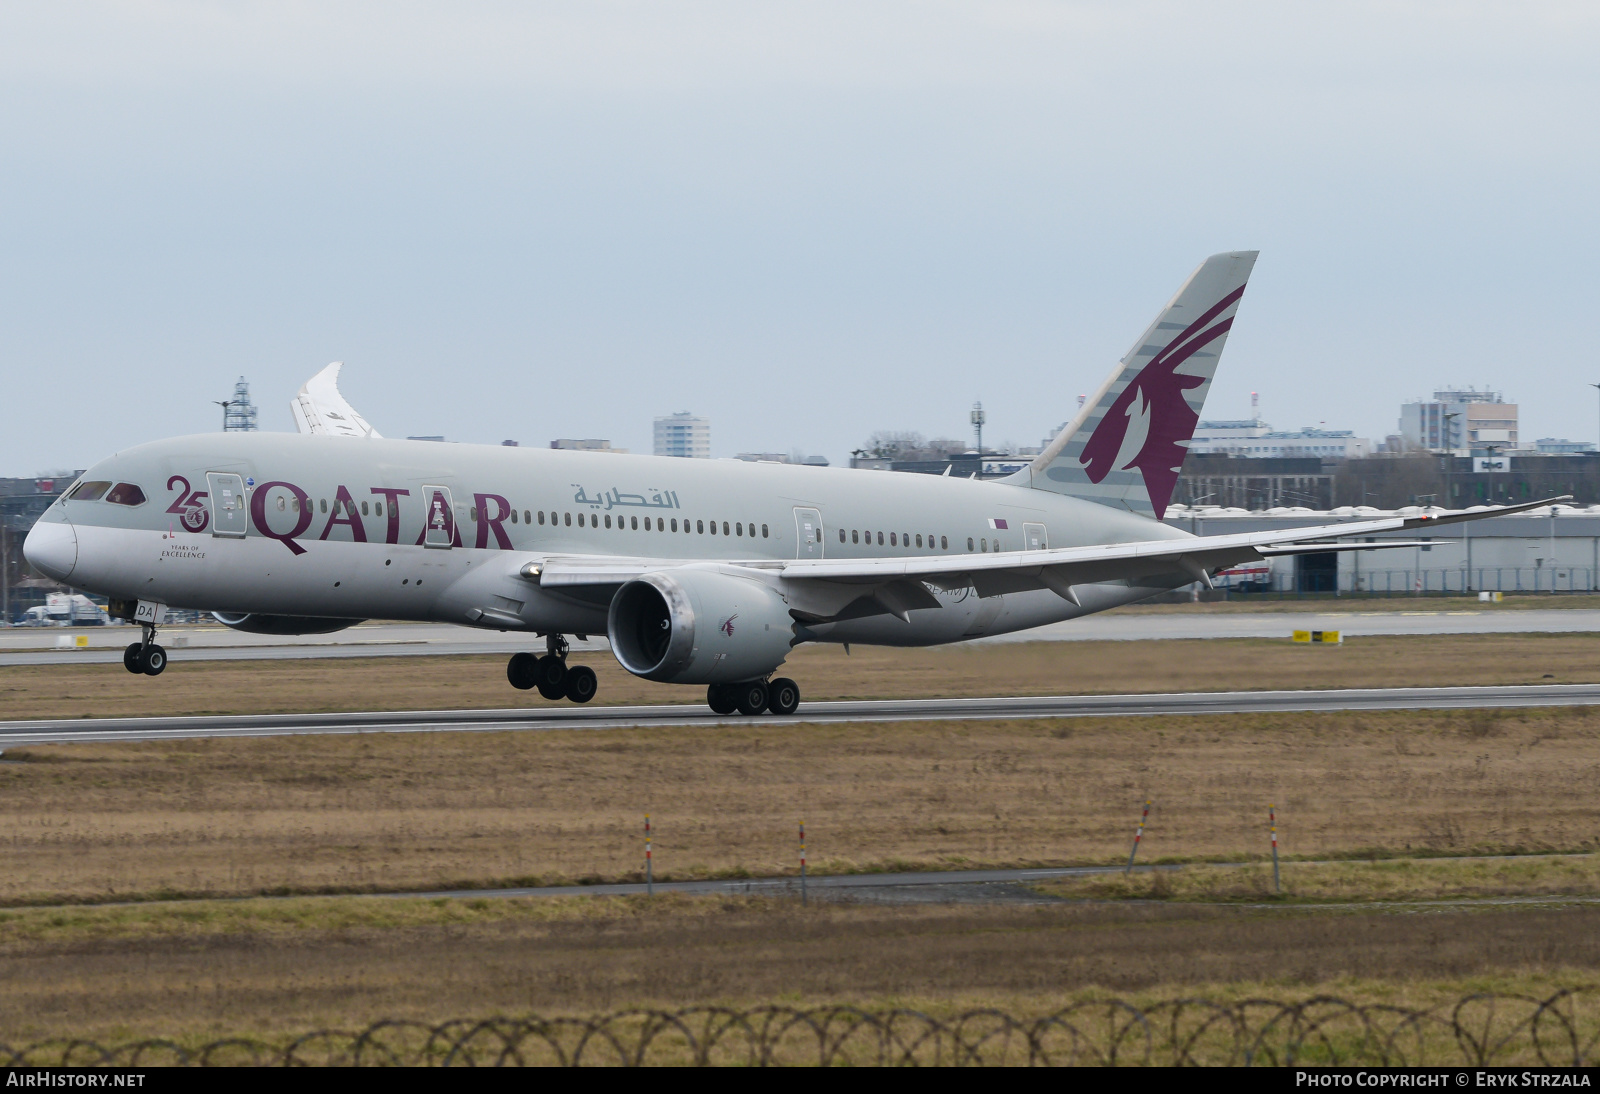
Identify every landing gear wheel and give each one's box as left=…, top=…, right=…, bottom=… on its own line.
left=507, top=652, right=538, bottom=690
left=734, top=681, right=769, bottom=716
left=707, top=684, right=737, bottom=715
left=123, top=643, right=144, bottom=674
left=140, top=644, right=167, bottom=676
left=766, top=677, right=800, bottom=715
left=563, top=664, right=598, bottom=704
left=535, top=654, right=568, bottom=700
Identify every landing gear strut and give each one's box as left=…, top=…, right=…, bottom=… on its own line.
left=708, top=677, right=800, bottom=716
left=124, top=622, right=166, bottom=677
left=505, top=634, right=596, bottom=704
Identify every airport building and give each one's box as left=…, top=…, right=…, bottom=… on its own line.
left=1399, top=387, right=1518, bottom=453
left=653, top=413, right=711, bottom=459
left=1, top=475, right=82, bottom=624
left=552, top=439, right=628, bottom=454
left=1166, top=502, right=1600, bottom=595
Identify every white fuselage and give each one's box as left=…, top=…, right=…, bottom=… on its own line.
left=26, top=432, right=1196, bottom=647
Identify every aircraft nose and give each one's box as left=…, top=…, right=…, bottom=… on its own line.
left=24, top=518, right=77, bottom=582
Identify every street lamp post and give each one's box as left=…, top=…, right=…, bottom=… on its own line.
left=970, top=402, right=986, bottom=460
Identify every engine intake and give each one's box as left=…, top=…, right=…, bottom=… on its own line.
left=608, top=569, right=795, bottom=684
left=211, top=613, right=364, bottom=635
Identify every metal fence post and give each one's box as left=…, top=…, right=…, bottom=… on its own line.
left=1270, top=803, right=1281, bottom=894
left=799, top=821, right=807, bottom=905
left=1125, top=799, right=1151, bottom=875
left=645, top=814, right=653, bottom=896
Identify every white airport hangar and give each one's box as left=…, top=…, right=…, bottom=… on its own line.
left=1164, top=503, right=1600, bottom=595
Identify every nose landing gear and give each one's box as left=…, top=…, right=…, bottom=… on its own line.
left=505, top=634, right=597, bottom=703
left=123, top=622, right=166, bottom=677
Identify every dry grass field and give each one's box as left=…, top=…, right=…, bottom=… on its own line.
left=3, top=705, right=1600, bottom=904
left=4, top=631, right=1600, bottom=720
left=1, top=893, right=1598, bottom=1046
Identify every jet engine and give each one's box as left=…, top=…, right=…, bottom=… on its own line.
left=607, top=569, right=795, bottom=684
left=211, top=612, right=365, bottom=635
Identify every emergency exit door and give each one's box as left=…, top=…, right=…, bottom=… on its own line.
left=422, top=485, right=456, bottom=549
left=206, top=473, right=248, bottom=538
left=1024, top=522, right=1047, bottom=550
left=794, top=508, right=824, bottom=559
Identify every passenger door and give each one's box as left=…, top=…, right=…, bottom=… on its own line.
left=422, top=485, right=455, bottom=549
left=206, top=473, right=248, bottom=538
left=793, top=507, right=824, bottom=559
left=1023, top=522, right=1047, bottom=551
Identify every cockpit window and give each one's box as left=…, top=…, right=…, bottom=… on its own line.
left=104, top=483, right=147, bottom=507
left=67, top=481, right=112, bottom=501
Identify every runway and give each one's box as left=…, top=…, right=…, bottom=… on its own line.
left=3, top=609, right=1598, bottom=667
left=4, top=682, right=1599, bottom=747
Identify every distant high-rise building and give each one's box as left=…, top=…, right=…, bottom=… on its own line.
left=653, top=412, right=710, bottom=459
left=1400, top=387, right=1518, bottom=452
left=219, top=377, right=258, bottom=432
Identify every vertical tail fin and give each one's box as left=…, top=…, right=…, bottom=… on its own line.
left=1007, top=251, right=1257, bottom=519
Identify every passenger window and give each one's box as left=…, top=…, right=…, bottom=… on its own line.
left=982, top=538, right=988, bottom=552
left=762, top=524, right=769, bottom=538
left=524, top=510, right=531, bottom=524
left=277, top=497, right=286, bottom=512
left=722, top=521, right=730, bottom=536
left=471, top=507, right=479, bottom=522
left=671, top=518, right=679, bottom=532
left=319, top=498, right=328, bottom=514
left=876, top=531, right=884, bottom=546
left=697, top=520, right=704, bottom=534
left=889, top=532, right=896, bottom=546
left=735, top=522, right=743, bottom=537
left=361, top=501, right=370, bottom=516
left=564, top=512, right=571, bottom=526
left=851, top=530, right=859, bottom=544
left=839, top=529, right=846, bottom=543
left=104, top=483, right=146, bottom=507
left=375, top=502, right=383, bottom=516
left=68, top=481, right=111, bottom=501
left=710, top=520, right=718, bottom=535
left=967, top=537, right=974, bottom=551
left=631, top=516, right=638, bottom=530
left=604, top=514, right=611, bottom=529
left=537, top=511, right=545, bottom=525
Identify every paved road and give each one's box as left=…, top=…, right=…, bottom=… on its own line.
left=4, top=683, right=1600, bottom=748
left=4, top=610, right=1598, bottom=667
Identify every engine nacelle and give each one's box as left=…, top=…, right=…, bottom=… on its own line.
left=211, top=612, right=365, bottom=635
left=607, top=569, right=795, bottom=684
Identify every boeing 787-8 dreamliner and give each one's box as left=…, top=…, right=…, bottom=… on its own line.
left=23, top=252, right=1556, bottom=714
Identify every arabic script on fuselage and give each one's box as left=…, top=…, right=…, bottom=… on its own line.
left=571, top=485, right=680, bottom=511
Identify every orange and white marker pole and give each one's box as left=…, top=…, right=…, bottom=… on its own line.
left=1269, top=804, right=1280, bottom=893
left=645, top=814, right=653, bottom=896
left=1125, top=799, right=1152, bottom=875
left=799, top=821, right=807, bottom=905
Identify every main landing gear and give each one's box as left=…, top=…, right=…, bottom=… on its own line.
left=122, top=622, right=167, bottom=677
left=707, top=677, right=800, bottom=717
left=507, top=634, right=597, bottom=704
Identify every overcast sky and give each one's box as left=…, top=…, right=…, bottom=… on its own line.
left=3, top=2, right=1597, bottom=474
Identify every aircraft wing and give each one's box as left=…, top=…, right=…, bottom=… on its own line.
left=290, top=362, right=382, bottom=438
left=523, top=497, right=1568, bottom=622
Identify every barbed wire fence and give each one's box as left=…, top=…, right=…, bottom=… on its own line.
left=7, top=990, right=1600, bottom=1066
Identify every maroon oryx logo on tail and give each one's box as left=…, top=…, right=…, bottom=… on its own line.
left=1079, top=285, right=1245, bottom=519
left=720, top=614, right=738, bottom=637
